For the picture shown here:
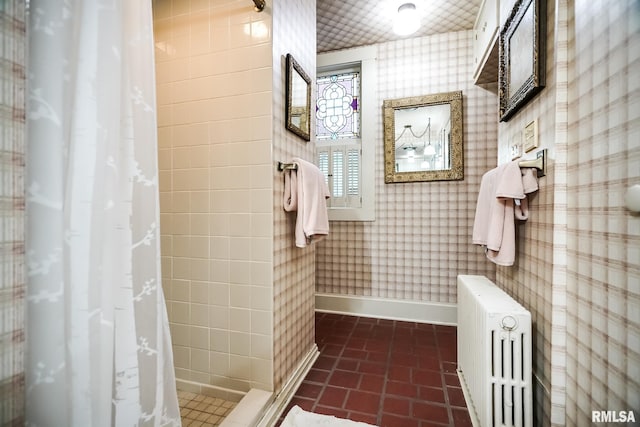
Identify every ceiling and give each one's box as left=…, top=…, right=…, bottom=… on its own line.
left=317, top=0, right=481, bottom=53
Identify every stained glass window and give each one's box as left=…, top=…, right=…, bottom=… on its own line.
left=316, top=72, right=360, bottom=140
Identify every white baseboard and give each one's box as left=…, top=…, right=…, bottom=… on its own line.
left=255, top=344, right=320, bottom=427
left=315, top=293, right=457, bottom=326
left=457, top=369, right=479, bottom=427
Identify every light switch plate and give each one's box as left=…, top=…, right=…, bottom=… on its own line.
left=510, top=131, right=523, bottom=160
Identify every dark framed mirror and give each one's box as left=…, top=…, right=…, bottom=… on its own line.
left=498, top=0, right=546, bottom=121
left=383, top=91, right=464, bottom=183
left=285, top=53, right=311, bottom=141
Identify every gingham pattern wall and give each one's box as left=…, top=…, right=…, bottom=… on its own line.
left=565, top=1, right=640, bottom=424
left=0, top=0, right=26, bottom=423
left=495, top=0, right=560, bottom=423
left=496, top=1, right=640, bottom=424
left=272, top=0, right=317, bottom=393
left=316, top=30, right=499, bottom=302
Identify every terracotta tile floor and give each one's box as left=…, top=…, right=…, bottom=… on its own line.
left=280, top=313, right=472, bottom=427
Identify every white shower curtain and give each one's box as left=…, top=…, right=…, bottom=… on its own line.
left=25, top=1, right=180, bottom=425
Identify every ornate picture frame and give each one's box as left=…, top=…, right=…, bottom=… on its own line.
left=383, top=91, right=464, bottom=183
left=285, top=53, right=311, bottom=141
left=498, top=0, right=546, bottom=122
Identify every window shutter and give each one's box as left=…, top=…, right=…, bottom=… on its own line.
left=318, top=149, right=330, bottom=188
left=346, top=148, right=360, bottom=207
left=332, top=150, right=344, bottom=199
left=317, top=145, right=361, bottom=208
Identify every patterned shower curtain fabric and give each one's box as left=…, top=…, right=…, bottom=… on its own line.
left=25, top=1, right=180, bottom=425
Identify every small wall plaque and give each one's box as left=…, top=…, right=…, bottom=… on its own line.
left=523, top=120, right=538, bottom=152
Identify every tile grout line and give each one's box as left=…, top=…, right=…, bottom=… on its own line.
left=341, top=315, right=361, bottom=415
left=434, top=325, right=455, bottom=425
left=376, top=318, right=396, bottom=426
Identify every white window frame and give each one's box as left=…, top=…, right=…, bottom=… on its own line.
left=317, top=46, right=376, bottom=221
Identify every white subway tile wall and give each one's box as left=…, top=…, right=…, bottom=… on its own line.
left=153, top=0, right=275, bottom=393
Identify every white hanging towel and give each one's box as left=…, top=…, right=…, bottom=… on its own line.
left=283, top=157, right=331, bottom=247
left=472, top=161, right=538, bottom=266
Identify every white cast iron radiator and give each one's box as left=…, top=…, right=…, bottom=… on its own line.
left=457, top=275, right=532, bottom=427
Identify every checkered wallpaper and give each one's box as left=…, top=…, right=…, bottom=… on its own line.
left=496, top=0, right=640, bottom=425
left=316, top=30, right=499, bottom=302
left=495, top=0, right=560, bottom=424
left=564, top=1, right=639, bottom=424
left=271, top=0, right=317, bottom=394
left=0, top=0, right=26, bottom=423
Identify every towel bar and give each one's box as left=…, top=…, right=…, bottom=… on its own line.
left=280, top=150, right=546, bottom=176
left=277, top=161, right=297, bottom=172
left=518, top=149, right=546, bottom=178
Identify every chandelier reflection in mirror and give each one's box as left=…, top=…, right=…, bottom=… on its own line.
left=393, top=106, right=451, bottom=173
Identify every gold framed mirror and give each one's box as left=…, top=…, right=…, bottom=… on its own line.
left=285, top=53, right=311, bottom=141
left=383, top=91, right=463, bottom=183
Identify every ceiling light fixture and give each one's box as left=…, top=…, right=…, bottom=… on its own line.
left=393, top=3, right=420, bottom=36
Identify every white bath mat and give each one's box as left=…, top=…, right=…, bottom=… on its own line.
left=280, top=405, right=377, bottom=427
